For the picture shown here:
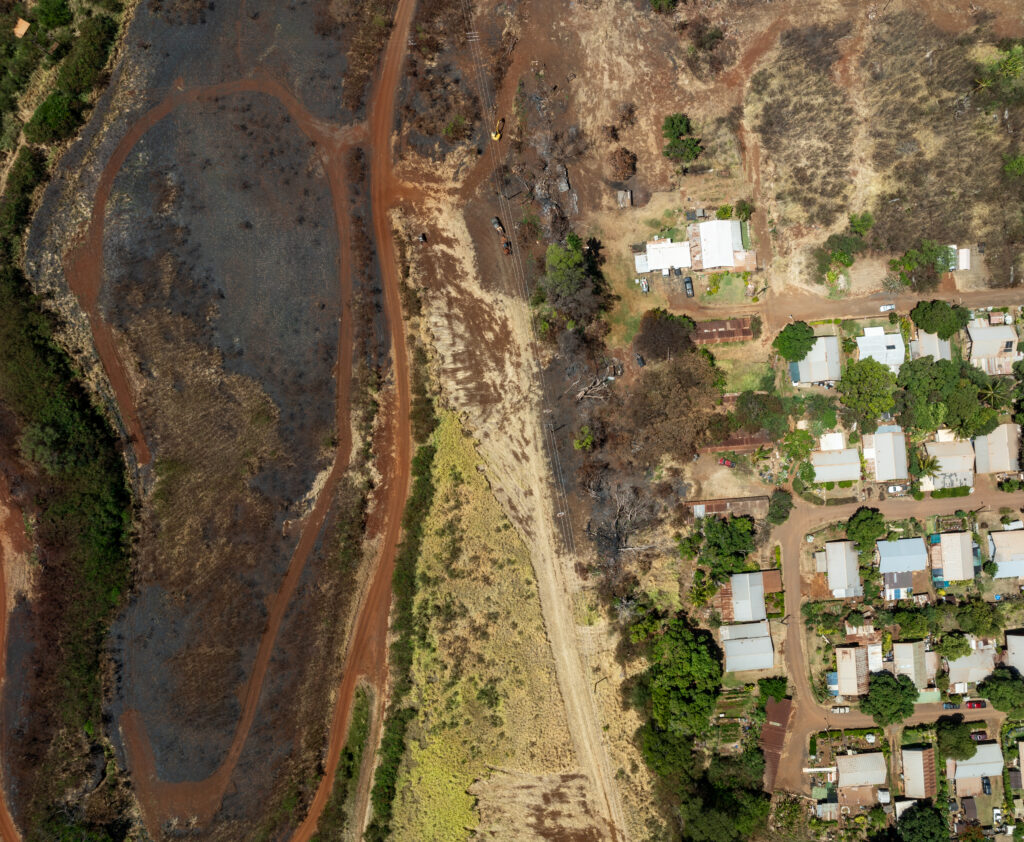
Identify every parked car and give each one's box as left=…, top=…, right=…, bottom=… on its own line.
left=831, top=706, right=851, bottom=714
left=942, top=702, right=960, bottom=710
left=718, top=457, right=735, bottom=468
left=879, top=303, right=896, bottom=312
left=684, top=276, right=694, bottom=297
left=982, top=776, right=992, bottom=795
left=970, top=731, right=987, bottom=742
left=887, top=485, right=905, bottom=494
left=635, top=353, right=645, bottom=368
left=967, top=699, right=987, bottom=709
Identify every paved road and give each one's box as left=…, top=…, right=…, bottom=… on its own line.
left=772, top=475, right=1024, bottom=794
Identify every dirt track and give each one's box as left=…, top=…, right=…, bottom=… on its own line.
left=773, top=476, right=1024, bottom=794
left=62, top=74, right=370, bottom=832
left=0, top=480, right=25, bottom=842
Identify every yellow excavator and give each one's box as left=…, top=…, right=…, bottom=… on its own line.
left=490, top=117, right=504, bottom=141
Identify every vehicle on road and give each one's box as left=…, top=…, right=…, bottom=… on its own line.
left=635, top=353, right=645, bottom=368
left=942, top=702, right=960, bottom=709
left=880, top=303, right=896, bottom=312
left=887, top=485, right=905, bottom=494
left=718, top=457, right=735, bottom=468
left=491, top=117, right=504, bottom=141
left=966, top=699, right=986, bottom=709
left=684, top=276, right=694, bottom=297
left=982, top=776, right=992, bottom=795
left=831, top=706, right=850, bottom=714
left=491, top=216, right=505, bottom=234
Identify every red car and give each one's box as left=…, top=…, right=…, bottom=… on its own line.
left=718, top=457, right=735, bottom=468
left=966, top=700, right=987, bottom=709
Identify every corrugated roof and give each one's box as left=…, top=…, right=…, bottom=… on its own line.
left=902, top=746, right=936, bottom=799
left=795, top=336, right=842, bottom=383
left=837, top=753, right=887, bottom=788
left=947, top=648, right=995, bottom=685
left=992, top=531, right=1024, bottom=578
left=940, top=532, right=974, bottom=582
left=722, top=634, right=774, bottom=672
left=873, top=426, right=908, bottom=481
left=812, top=448, right=861, bottom=483
left=1006, top=631, right=1024, bottom=674
left=720, top=620, right=770, bottom=640
left=877, top=538, right=929, bottom=573
left=836, top=645, right=869, bottom=696
left=698, top=219, right=743, bottom=270
left=912, top=331, right=952, bottom=362
left=926, top=439, right=975, bottom=475
left=730, top=571, right=767, bottom=622
left=975, top=423, right=1021, bottom=474
left=953, top=743, right=1003, bottom=779
left=644, top=238, right=692, bottom=272
left=968, top=322, right=1018, bottom=358
left=857, top=326, right=906, bottom=374
left=893, top=641, right=927, bottom=689
left=826, top=541, right=862, bottom=598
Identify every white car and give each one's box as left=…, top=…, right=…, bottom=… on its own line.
left=831, top=706, right=851, bottom=714
left=880, top=304, right=896, bottom=312
left=887, top=485, right=904, bottom=494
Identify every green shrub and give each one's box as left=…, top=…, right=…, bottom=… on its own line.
left=0, top=146, right=46, bottom=240
left=56, top=15, right=117, bottom=96
left=24, top=91, right=80, bottom=143
left=931, top=486, right=971, bottom=499
left=34, top=0, right=73, bottom=30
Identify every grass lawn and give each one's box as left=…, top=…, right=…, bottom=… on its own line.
left=717, top=357, right=773, bottom=393
left=697, top=271, right=751, bottom=306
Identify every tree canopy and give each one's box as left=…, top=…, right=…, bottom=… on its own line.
left=633, top=308, right=695, bottom=361
left=646, top=618, right=723, bottom=735
left=895, top=357, right=999, bottom=437
left=772, top=321, right=816, bottom=361
left=766, top=490, right=793, bottom=525
left=896, top=801, right=949, bottom=842
left=733, top=390, right=790, bottom=439
left=838, top=359, right=897, bottom=430
left=978, top=666, right=1024, bottom=715
left=846, top=507, right=886, bottom=554
left=662, top=113, right=703, bottom=161
left=936, top=633, right=971, bottom=661
left=889, top=240, right=955, bottom=291
left=861, top=672, right=917, bottom=726
left=909, top=300, right=970, bottom=340
left=935, top=716, right=977, bottom=760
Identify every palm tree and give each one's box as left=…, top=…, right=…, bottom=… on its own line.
left=917, top=454, right=940, bottom=479
left=979, top=378, right=1013, bottom=410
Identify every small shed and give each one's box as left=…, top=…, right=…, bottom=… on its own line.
left=12, top=18, right=29, bottom=39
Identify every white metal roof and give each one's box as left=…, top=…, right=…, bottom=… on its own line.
left=719, top=620, right=770, bottom=640
left=974, top=423, right=1021, bottom=474
left=820, top=432, right=846, bottom=451
left=730, top=571, right=767, bottom=623
left=901, top=747, right=931, bottom=799
left=911, top=331, right=952, bottom=361
left=953, top=743, right=1003, bottom=779
left=893, top=641, right=927, bottom=689
left=873, top=426, right=908, bottom=482
left=1006, top=631, right=1024, bottom=674
left=697, top=219, right=742, bottom=270
left=794, top=335, right=842, bottom=383
left=940, top=532, right=974, bottom=582
left=992, top=530, right=1024, bottom=578
left=968, top=322, right=1018, bottom=359
left=947, top=647, right=995, bottom=685
left=826, top=541, right=862, bottom=598
left=722, top=633, right=774, bottom=673
left=633, top=252, right=649, bottom=273
left=811, top=448, right=861, bottom=483
left=837, top=753, right=887, bottom=788
left=857, top=327, right=906, bottom=374
left=877, top=538, right=928, bottom=573
left=643, top=238, right=692, bottom=272
left=926, top=439, right=975, bottom=476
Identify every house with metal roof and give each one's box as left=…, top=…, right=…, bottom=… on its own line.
left=791, top=335, right=842, bottom=384
left=635, top=237, right=692, bottom=274
left=910, top=331, right=952, bottom=362
left=953, top=742, right=1004, bottom=779
left=974, top=422, right=1021, bottom=474
left=877, top=538, right=929, bottom=574
left=948, top=643, right=996, bottom=687
left=720, top=621, right=774, bottom=672
left=991, top=530, right=1024, bottom=579
left=857, top=326, right=906, bottom=374
left=1005, top=630, right=1024, bottom=674
left=924, top=438, right=975, bottom=490
left=836, top=645, right=869, bottom=696
left=826, top=541, right=863, bottom=599
left=883, top=570, right=914, bottom=601
left=692, top=219, right=754, bottom=271
left=811, top=448, right=861, bottom=483
left=865, top=425, right=908, bottom=482
left=894, top=641, right=928, bottom=690
left=939, top=532, right=975, bottom=582
left=837, top=752, right=888, bottom=788
left=729, top=571, right=767, bottom=623
left=902, top=745, right=937, bottom=799
left=967, top=320, right=1021, bottom=376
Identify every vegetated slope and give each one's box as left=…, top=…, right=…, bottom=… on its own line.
left=389, top=411, right=576, bottom=841
left=744, top=24, right=854, bottom=229
left=863, top=12, right=1024, bottom=283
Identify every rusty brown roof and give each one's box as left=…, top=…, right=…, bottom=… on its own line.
left=760, top=698, right=792, bottom=792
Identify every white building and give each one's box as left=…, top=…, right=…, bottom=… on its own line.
left=826, top=541, right=863, bottom=599
left=791, top=336, right=842, bottom=384
left=857, top=326, right=906, bottom=374
left=811, top=448, right=861, bottom=483
left=720, top=621, right=775, bottom=672
left=864, top=425, right=908, bottom=482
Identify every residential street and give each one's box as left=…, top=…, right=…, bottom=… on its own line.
left=771, top=475, right=1024, bottom=794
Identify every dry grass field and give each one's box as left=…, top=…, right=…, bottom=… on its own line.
left=390, top=411, right=575, bottom=840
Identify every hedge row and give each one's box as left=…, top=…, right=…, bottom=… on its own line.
left=932, top=486, right=971, bottom=499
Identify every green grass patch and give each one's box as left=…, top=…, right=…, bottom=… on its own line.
left=311, top=686, right=373, bottom=841
left=716, top=358, right=772, bottom=393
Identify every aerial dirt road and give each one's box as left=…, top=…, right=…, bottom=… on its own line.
left=773, top=477, right=1024, bottom=793
left=289, top=0, right=416, bottom=836
left=0, top=479, right=24, bottom=842
left=64, top=75, right=368, bottom=833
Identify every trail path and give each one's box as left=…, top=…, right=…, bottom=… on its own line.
left=773, top=477, right=1024, bottom=793
left=0, top=479, right=25, bottom=842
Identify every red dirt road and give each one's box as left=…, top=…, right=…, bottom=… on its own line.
left=0, top=478, right=25, bottom=842
left=290, top=0, right=417, bottom=836
left=64, top=76, right=368, bottom=833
